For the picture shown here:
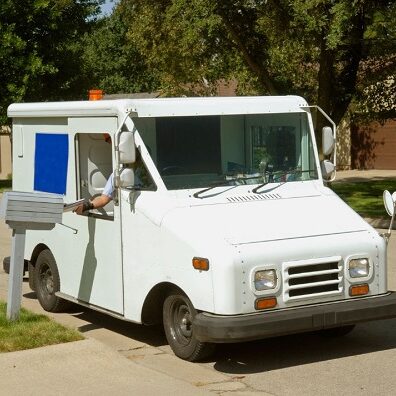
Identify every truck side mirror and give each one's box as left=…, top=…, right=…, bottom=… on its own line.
left=321, top=159, right=335, bottom=181
left=119, top=168, right=135, bottom=188
left=322, top=126, right=335, bottom=156
left=383, top=190, right=396, bottom=217
left=119, top=132, right=135, bottom=164
left=382, top=190, right=396, bottom=242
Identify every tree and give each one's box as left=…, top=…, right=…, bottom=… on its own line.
left=0, top=0, right=103, bottom=124
left=81, top=7, right=159, bottom=94
left=118, top=0, right=396, bottom=125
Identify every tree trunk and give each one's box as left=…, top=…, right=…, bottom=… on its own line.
left=317, top=11, right=364, bottom=127
left=317, top=38, right=336, bottom=121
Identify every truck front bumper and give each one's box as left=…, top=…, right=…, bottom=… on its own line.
left=193, top=293, right=396, bottom=343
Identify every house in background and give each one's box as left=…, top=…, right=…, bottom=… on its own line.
left=351, top=120, right=396, bottom=169
left=0, top=126, right=11, bottom=180
left=348, top=75, right=396, bottom=170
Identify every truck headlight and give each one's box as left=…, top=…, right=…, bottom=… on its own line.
left=254, top=270, right=277, bottom=291
left=348, top=258, right=369, bottom=278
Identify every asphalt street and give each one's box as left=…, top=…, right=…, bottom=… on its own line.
left=1, top=219, right=396, bottom=395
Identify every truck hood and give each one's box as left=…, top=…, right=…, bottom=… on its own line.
left=161, top=194, right=370, bottom=245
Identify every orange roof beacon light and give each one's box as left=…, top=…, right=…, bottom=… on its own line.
left=89, top=89, right=103, bottom=101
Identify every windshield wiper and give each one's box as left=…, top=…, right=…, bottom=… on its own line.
left=193, top=175, right=262, bottom=199
left=252, top=169, right=318, bottom=194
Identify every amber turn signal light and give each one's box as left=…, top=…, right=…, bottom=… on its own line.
left=192, top=257, right=209, bottom=271
left=255, top=297, right=277, bottom=310
left=349, top=284, right=369, bottom=297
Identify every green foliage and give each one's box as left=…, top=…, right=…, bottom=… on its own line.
left=0, top=301, right=83, bottom=352
left=81, top=8, right=159, bottom=94
left=119, top=0, right=243, bottom=95
left=118, top=0, right=395, bottom=124
left=2, top=0, right=393, bottom=125
left=0, top=0, right=103, bottom=125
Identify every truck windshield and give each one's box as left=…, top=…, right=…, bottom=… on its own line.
left=133, top=112, right=318, bottom=190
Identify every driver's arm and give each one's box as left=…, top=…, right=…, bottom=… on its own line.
left=74, top=173, right=114, bottom=215
left=74, top=195, right=112, bottom=214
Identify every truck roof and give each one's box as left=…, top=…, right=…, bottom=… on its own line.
left=8, top=95, right=308, bottom=119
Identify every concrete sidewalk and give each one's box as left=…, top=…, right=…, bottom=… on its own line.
left=0, top=338, right=211, bottom=396
left=335, top=169, right=396, bottom=183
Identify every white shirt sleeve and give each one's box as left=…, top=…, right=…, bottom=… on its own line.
left=102, top=173, right=114, bottom=198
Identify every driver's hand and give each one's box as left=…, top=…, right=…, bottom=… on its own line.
left=74, top=200, right=93, bottom=215
left=74, top=204, right=84, bottom=215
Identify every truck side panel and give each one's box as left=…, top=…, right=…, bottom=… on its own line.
left=13, top=116, right=125, bottom=314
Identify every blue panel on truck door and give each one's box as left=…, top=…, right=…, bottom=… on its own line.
left=34, top=133, right=69, bottom=195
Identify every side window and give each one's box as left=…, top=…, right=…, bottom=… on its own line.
left=76, top=133, right=114, bottom=217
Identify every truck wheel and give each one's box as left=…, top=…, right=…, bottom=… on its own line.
left=319, top=324, right=356, bottom=337
left=163, top=292, right=215, bottom=361
left=34, top=249, right=71, bottom=312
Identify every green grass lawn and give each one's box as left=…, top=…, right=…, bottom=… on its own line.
left=0, top=301, right=83, bottom=352
left=331, top=180, right=396, bottom=218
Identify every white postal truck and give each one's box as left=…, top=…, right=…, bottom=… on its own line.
left=7, top=96, right=396, bottom=361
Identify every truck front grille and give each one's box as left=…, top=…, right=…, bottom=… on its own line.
left=284, top=258, right=343, bottom=301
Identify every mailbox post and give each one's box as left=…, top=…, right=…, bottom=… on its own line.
left=0, top=191, right=63, bottom=321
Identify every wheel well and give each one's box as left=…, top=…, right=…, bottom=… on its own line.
left=30, top=244, right=50, bottom=267
left=141, top=282, right=185, bottom=325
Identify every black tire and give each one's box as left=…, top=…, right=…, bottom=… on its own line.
left=34, top=249, right=71, bottom=312
left=319, top=324, right=356, bottom=337
left=163, top=292, right=215, bottom=361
